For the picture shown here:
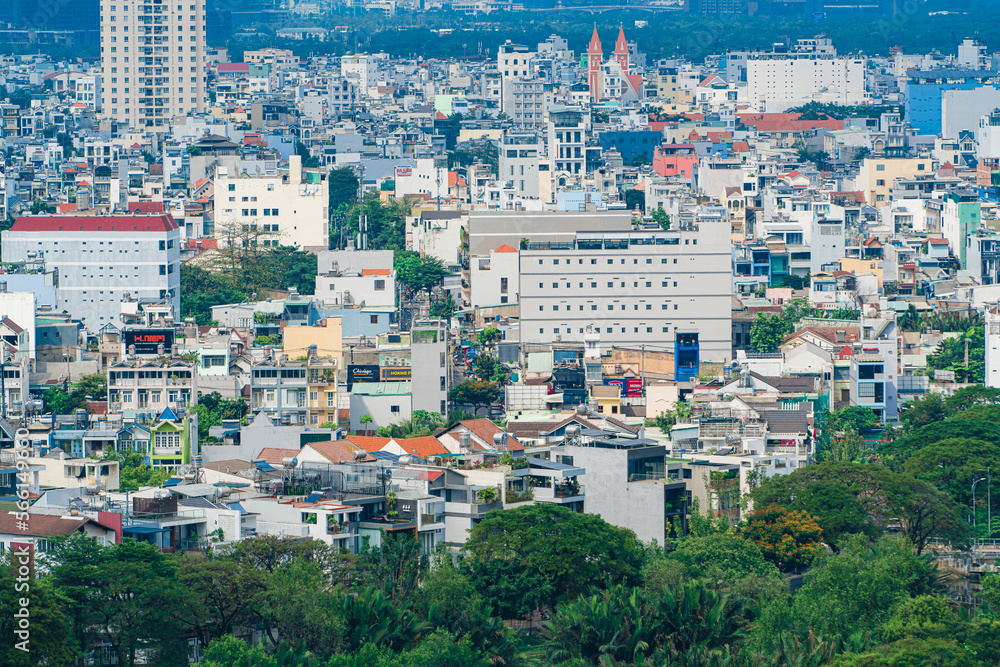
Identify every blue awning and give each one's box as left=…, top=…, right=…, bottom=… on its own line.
left=161, top=477, right=183, bottom=487
left=123, top=525, right=169, bottom=535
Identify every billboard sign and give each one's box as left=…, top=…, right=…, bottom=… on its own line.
left=124, top=329, right=174, bottom=355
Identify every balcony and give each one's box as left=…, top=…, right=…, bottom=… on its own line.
left=533, top=483, right=585, bottom=500
left=420, top=513, right=444, bottom=526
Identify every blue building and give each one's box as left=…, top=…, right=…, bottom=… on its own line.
left=598, top=130, right=663, bottom=165
left=675, top=332, right=700, bottom=382
left=904, top=70, right=996, bottom=135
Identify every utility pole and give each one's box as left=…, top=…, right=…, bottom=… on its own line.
left=964, top=337, right=972, bottom=383
left=357, top=163, right=366, bottom=250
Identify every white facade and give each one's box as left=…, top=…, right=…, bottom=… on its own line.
left=340, top=53, right=387, bottom=91
left=394, top=159, right=448, bottom=199
left=471, top=244, right=519, bottom=307
left=75, top=75, right=102, bottom=110
left=100, top=0, right=208, bottom=129
left=0, top=291, right=37, bottom=363
left=958, top=39, right=989, bottom=70
left=746, top=55, right=866, bottom=113
left=500, top=132, right=542, bottom=199
left=988, top=310, right=1000, bottom=389
left=214, top=156, right=329, bottom=252
left=314, top=249, right=396, bottom=309
left=518, top=224, right=732, bottom=363
left=498, top=42, right=536, bottom=115
left=1, top=215, right=181, bottom=332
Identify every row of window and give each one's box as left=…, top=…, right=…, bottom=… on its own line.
left=536, top=256, right=687, bottom=266
left=541, top=303, right=681, bottom=311
left=540, top=326, right=681, bottom=334
left=535, top=280, right=681, bottom=289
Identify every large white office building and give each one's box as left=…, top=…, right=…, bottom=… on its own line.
left=746, top=54, right=866, bottom=113
left=1, top=214, right=181, bottom=332
left=100, top=0, right=208, bottom=128
left=518, top=222, right=733, bottom=363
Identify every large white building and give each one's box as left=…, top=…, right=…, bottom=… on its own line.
left=214, top=155, right=329, bottom=253
left=746, top=54, right=866, bottom=113
left=1, top=215, right=181, bottom=332
left=498, top=41, right=535, bottom=116
left=988, top=309, right=1000, bottom=389
left=340, top=53, right=388, bottom=91
left=518, top=223, right=733, bottom=364
left=100, top=0, right=208, bottom=129
left=314, top=249, right=396, bottom=309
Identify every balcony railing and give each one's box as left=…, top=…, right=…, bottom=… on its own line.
left=420, top=513, right=444, bottom=525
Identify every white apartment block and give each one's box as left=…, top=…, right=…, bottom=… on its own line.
left=498, top=42, right=535, bottom=115
left=314, top=249, right=396, bottom=309
left=214, top=155, right=329, bottom=252
left=987, top=309, right=1000, bottom=389
left=470, top=242, right=519, bottom=307
left=1, top=215, right=181, bottom=332
left=75, top=75, right=102, bottom=111
left=511, top=80, right=550, bottom=129
left=500, top=132, right=543, bottom=199
left=100, top=0, right=208, bottom=129
left=340, top=53, right=387, bottom=91
left=746, top=54, right=866, bottom=113
left=547, top=106, right=589, bottom=176
left=518, top=224, right=732, bottom=363
left=108, top=360, right=196, bottom=413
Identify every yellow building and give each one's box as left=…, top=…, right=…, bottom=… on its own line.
left=283, top=317, right=344, bottom=366
left=857, top=157, right=930, bottom=206
left=282, top=319, right=344, bottom=427
left=838, top=258, right=884, bottom=286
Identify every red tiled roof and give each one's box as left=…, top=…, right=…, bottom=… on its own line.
left=457, top=419, right=524, bottom=451
left=128, top=201, right=165, bottom=214
left=0, top=513, right=105, bottom=539
left=361, top=268, right=391, bottom=276
left=494, top=243, right=518, bottom=253
left=344, top=435, right=392, bottom=452
left=11, top=214, right=179, bottom=233
left=220, top=63, right=250, bottom=72
left=255, top=447, right=299, bottom=465
left=305, top=440, right=375, bottom=463
left=396, top=436, right=449, bottom=459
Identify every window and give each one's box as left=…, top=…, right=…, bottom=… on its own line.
left=374, top=279, right=385, bottom=291
left=390, top=405, right=400, bottom=413
left=370, top=315, right=379, bottom=324
left=876, top=164, right=885, bottom=171
left=228, top=184, right=235, bottom=191
left=500, top=277, right=508, bottom=293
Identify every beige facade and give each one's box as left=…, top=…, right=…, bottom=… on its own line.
left=100, top=0, right=208, bottom=129
left=857, top=158, right=930, bottom=206
left=214, top=156, right=330, bottom=252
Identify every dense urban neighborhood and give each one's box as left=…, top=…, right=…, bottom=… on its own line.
left=6, top=0, right=1000, bottom=665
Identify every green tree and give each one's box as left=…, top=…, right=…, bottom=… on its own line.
left=750, top=313, right=787, bottom=353
left=463, top=503, right=644, bottom=608
left=0, top=561, right=77, bottom=666
left=395, top=253, right=449, bottom=302
left=448, top=379, right=501, bottom=415
left=329, top=167, right=360, bottom=210
left=471, top=353, right=508, bottom=384
left=790, top=535, right=942, bottom=641
left=752, top=462, right=892, bottom=548
left=651, top=206, right=671, bottom=230
left=180, top=265, right=245, bottom=326
left=625, top=188, right=645, bottom=212
left=903, top=437, right=1000, bottom=509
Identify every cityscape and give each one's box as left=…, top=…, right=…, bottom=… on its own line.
left=3, top=0, right=1000, bottom=665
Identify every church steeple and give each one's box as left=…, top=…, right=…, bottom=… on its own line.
left=587, top=25, right=603, bottom=101
left=613, top=25, right=630, bottom=73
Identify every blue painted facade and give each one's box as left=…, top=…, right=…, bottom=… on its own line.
left=904, top=72, right=997, bottom=135
left=597, top=131, right=663, bottom=164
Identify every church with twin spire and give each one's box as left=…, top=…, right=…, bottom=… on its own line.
left=586, top=26, right=645, bottom=103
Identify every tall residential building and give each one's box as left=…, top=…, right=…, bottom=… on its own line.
left=987, top=309, right=1000, bottom=389
left=100, top=0, right=208, bottom=129
left=1, top=214, right=181, bottom=332
left=214, top=155, right=329, bottom=253
left=498, top=41, right=535, bottom=115
left=518, top=223, right=733, bottom=364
